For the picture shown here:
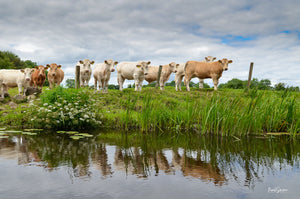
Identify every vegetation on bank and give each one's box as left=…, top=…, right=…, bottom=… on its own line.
left=0, top=86, right=299, bottom=136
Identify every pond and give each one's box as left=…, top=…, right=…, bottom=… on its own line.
left=0, top=131, right=299, bottom=199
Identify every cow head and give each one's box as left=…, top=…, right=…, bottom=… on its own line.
left=47, top=63, right=62, bottom=77
left=218, top=58, right=233, bottom=71
left=35, top=65, right=48, bottom=77
left=104, top=59, right=118, bottom=72
left=79, top=59, right=94, bottom=74
left=136, top=61, right=151, bottom=75
left=205, top=56, right=217, bottom=62
left=21, top=68, right=35, bottom=82
left=169, top=62, right=180, bottom=73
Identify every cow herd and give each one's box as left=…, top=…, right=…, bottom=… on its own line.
left=0, top=56, right=232, bottom=98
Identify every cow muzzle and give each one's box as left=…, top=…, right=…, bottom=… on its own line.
left=111, top=69, right=115, bottom=72
left=26, top=78, right=30, bottom=82
left=52, top=73, right=56, bottom=76
left=144, top=72, right=148, bottom=75
left=224, top=68, right=228, bottom=71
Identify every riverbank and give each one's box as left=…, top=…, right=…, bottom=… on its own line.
left=0, top=87, right=299, bottom=136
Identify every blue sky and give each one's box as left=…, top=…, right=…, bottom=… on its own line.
left=0, top=0, right=299, bottom=87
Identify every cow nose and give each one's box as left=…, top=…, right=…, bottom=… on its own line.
left=85, top=70, right=89, bottom=73
left=144, top=72, right=148, bottom=75
left=175, top=70, right=177, bottom=73
left=224, top=68, right=228, bottom=71
left=111, top=69, right=115, bottom=72
left=26, top=78, right=30, bottom=81
left=52, top=73, right=55, bottom=76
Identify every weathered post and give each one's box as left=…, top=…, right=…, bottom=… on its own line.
left=247, top=62, right=254, bottom=91
left=75, top=65, right=80, bottom=89
left=155, top=65, right=163, bottom=89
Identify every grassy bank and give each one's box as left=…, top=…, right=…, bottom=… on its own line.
left=0, top=86, right=299, bottom=136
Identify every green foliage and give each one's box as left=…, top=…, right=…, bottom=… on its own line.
left=66, top=79, right=75, bottom=88
left=29, top=87, right=102, bottom=130
left=0, top=51, right=37, bottom=69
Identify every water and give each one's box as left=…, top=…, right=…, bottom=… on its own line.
left=0, top=131, right=299, bottom=199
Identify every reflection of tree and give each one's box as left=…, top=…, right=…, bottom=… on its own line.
left=91, top=143, right=112, bottom=177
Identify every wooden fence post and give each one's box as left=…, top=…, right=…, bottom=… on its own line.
left=75, top=65, right=80, bottom=89
left=247, top=62, right=254, bottom=90
left=155, top=65, right=163, bottom=89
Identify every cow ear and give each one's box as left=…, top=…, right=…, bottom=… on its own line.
left=31, top=69, right=35, bottom=72
left=114, top=61, right=118, bottom=65
left=58, top=65, right=62, bottom=68
left=218, top=60, right=222, bottom=63
left=205, top=57, right=209, bottom=61
left=91, top=61, right=95, bottom=65
left=213, top=57, right=217, bottom=61
left=136, top=65, right=141, bottom=68
left=104, top=60, right=108, bottom=64
left=228, top=60, right=233, bottom=63
left=176, top=64, right=180, bottom=67
left=79, top=60, right=83, bottom=64
left=147, top=61, right=151, bottom=65
left=45, top=66, right=49, bottom=70
left=35, top=66, right=38, bottom=69
left=20, top=69, right=25, bottom=73
left=46, top=64, right=50, bottom=68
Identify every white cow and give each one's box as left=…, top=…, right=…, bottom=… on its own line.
left=75, top=59, right=94, bottom=87
left=117, top=61, right=151, bottom=91
left=0, top=68, right=35, bottom=98
left=175, top=56, right=216, bottom=91
left=94, top=59, right=118, bottom=93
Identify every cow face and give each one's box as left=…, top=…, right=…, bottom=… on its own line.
left=218, top=58, right=233, bottom=71
left=47, top=64, right=62, bottom=77
left=35, top=65, right=48, bottom=77
left=104, top=59, right=118, bottom=72
left=21, top=68, right=35, bottom=82
left=205, top=56, right=216, bottom=62
left=136, top=61, right=151, bottom=75
left=79, top=59, right=94, bottom=74
left=169, top=62, right=179, bottom=73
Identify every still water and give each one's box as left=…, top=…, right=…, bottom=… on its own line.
left=0, top=131, right=299, bottom=199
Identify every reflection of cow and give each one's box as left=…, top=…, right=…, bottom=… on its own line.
left=171, top=149, right=226, bottom=186
left=91, top=144, right=112, bottom=177
left=113, top=147, right=172, bottom=177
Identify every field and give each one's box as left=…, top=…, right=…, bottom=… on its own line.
left=0, top=86, right=299, bottom=136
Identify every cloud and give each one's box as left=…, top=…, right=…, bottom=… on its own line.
left=0, top=0, right=299, bottom=87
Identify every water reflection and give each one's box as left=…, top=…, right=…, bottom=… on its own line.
left=0, top=132, right=299, bottom=189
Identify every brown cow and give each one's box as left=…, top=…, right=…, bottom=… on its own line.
left=47, top=63, right=64, bottom=89
left=145, top=62, right=179, bottom=90
left=184, top=58, right=232, bottom=91
left=30, top=65, right=48, bottom=90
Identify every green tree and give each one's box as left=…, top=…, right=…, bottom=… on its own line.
left=274, top=82, right=286, bottom=91
left=66, top=79, right=75, bottom=88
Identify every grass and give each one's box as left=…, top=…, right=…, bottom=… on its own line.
left=0, top=86, right=299, bottom=136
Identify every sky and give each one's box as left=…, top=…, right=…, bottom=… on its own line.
left=1, top=0, right=300, bottom=87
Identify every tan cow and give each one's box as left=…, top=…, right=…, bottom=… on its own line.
left=47, top=63, right=64, bottom=89
left=30, top=65, right=48, bottom=90
left=175, top=56, right=216, bottom=91
left=93, top=59, right=118, bottom=93
left=145, top=62, right=179, bottom=90
left=75, top=59, right=94, bottom=87
left=184, top=58, right=232, bottom=91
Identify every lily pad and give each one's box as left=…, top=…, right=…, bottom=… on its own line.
left=56, top=131, right=67, bottom=134
left=5, top=130, right=22, bottom=134
left=76, top=133, right=93, bottom=137
left=23, top=129, right=43, bottom=132
left=0, top=135, right=9, bottom=139
left=22, top=132, right=38, bottom=136
left=70, top=135, right=83, bottom=140
left=67, top=131, right=79, bottom=135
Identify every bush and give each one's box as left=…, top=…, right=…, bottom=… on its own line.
left=29, top=87, right=102, bottom=130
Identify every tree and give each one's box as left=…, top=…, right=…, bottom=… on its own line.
left=66, top=79, right=75, bottom=88
left=274, top=82, right=286, bottom=91
left=0, top=51, right=36, bottom=69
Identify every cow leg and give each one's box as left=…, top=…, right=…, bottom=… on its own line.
left=94, top=78, right=98, bottom=93
left=17, top=83, right=23, bottom=95
left=179, top=75, right=183, bottom=91
left=199, top=78, right=204, bottom=89
left=104, top=80, right=109, bottom=93
left=213, top=78, right=219, bottom=90
left=184, top=75, right=191, bottom=92
left=0, top=83, right=4, bottom=98
left=134, top=79, right=139, bottom=91
left=159, top=79, right=165, bottom=90
left=118, top=75, right=124, bottom=91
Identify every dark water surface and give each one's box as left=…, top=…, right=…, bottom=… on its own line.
left=0, top=131, right=299, bottom=199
